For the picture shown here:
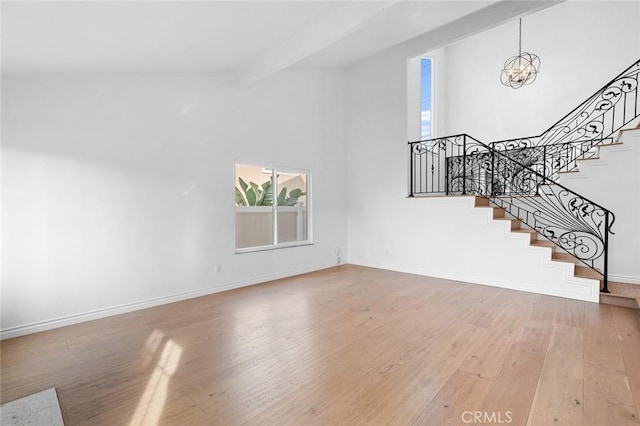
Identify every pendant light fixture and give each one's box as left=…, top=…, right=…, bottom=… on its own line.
left=500, top=18, right=540, bottom=89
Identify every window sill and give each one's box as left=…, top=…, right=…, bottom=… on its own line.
left=235, top=241, right=314, bottom=254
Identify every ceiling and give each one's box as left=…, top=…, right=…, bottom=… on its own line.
left=1, top=1, right=561, bottom=84
left=0, top=1, right=340, bottom=73
left=295, top=0, right=492, bottom=68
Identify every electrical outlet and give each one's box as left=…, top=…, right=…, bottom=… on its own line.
left=215, top=264, right=222, bottom=273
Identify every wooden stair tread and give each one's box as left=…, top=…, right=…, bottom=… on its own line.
left=574, top=265, right=603, bottom=281
left=530, top=240, right=555, bottom=248
left=551, top=252, right=578, bottom=264
left=600, top=293, right=639, bottom=309
left=512, top=229, right=537, bottom=235
left=491, top=207, right=506, bottom=218
left=494, top=217, right=521, bottom=230
left=607, top=281, right=640, bottom=298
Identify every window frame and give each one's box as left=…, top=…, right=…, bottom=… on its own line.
left=234, top=162, right=312, bottom=253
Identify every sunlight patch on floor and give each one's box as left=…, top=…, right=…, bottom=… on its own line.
left=130, top=336, right=183, bottom=426
left=142, top=329, right=165, bottom=368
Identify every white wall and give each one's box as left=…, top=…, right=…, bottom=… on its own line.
left=442, top=1, right=640, bottom=140
left=1, top=70, right=348, bottom=336
left=346, top=1, right=639, bottom=286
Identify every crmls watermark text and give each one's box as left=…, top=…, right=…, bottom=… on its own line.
left=461, top=411, right=513, bottom=424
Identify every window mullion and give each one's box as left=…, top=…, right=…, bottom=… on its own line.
left=272, top=168, right=278, bottom=246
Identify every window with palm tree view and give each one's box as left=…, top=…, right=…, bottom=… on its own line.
left=235, top=163, right=310, bottom=251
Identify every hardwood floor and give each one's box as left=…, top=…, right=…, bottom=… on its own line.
left=1, top=265, right=639, bottom=425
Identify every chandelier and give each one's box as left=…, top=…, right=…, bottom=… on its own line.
left=500, top=18, right=540, bottom=89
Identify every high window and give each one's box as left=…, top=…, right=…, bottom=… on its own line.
left=235, top=163, right=311, bottom=252
left=421, top=57, right=433, bottom=140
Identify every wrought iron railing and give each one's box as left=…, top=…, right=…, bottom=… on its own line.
left=408, top=134, right=615, bottom=292
left=489, top=59, right=640, bottom=179
left=490, top=137, right=613, bottom=181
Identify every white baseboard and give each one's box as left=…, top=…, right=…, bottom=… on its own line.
left=609, top=274, right=640, bottom=285
left=0, top=262, right=339, bottom=340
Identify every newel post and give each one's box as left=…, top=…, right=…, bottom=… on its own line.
left=462, top=136, right=467, bottom=195
left=603, top=213, right=610, bottom=293
left=408, top=142, right=414, bottom=196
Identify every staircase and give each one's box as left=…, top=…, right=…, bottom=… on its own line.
left=557, top=122, right=640, bottom=308
left=408, top=59, right=640, bottom=304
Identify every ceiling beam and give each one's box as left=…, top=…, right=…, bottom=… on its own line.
left=405, top=0, right=565, bottom=58
left=230, top=0, right=405, bottom=88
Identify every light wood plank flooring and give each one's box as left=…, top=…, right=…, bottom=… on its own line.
left=1, top=265, right=639, bottom=425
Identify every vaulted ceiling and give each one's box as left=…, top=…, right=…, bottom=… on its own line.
left=1, top=1, right=563, bottom=86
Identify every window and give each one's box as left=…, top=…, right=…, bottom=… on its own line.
left=407, top=52, right=439, bottom=143
left=421, top=57, right=433, bottom=140
left=234, top=163, right=310, bottom=252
